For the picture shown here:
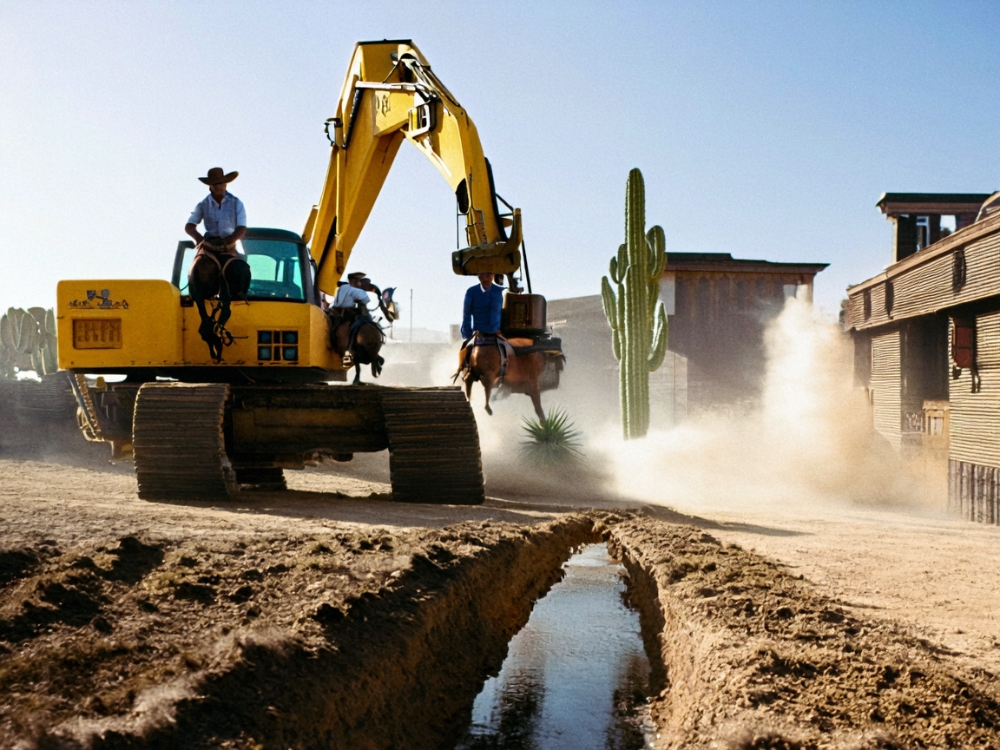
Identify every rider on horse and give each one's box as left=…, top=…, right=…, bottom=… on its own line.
left=184, top=167, right=251, bottom=360
left=325, top=272, right=393, bottom=383
left=461, top=273, right=504, bottom=340
left=184, top=167, right=247, bottom=260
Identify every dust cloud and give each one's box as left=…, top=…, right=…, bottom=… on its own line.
left=443, top=294, right=920, bottom=513
left=596, top=294, right=918, bottom=513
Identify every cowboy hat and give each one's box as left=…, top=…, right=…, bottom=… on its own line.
left=347, top=272, right=367, bottom=281
left=199, top=167, right=239, bottom=185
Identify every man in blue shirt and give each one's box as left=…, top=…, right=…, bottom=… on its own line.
left=461, top=273, right=504, bottom=340
left=185, top=167, right=247, bottom=253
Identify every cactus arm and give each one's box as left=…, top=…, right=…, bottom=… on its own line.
left=616, top=284, right=626, bottom=337
left=15, top=310, right=32, bottom=352
left=646, top=226, right=666, bottom=278
left=648, top=303, right=668, bottom=372
left=612, top=329, right=621, bottom=360
left=0, top=313, right=11, bottom=349
left=601, top=276, right=619, bottom=329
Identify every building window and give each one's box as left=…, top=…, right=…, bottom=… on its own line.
left=916, top=216, right=931, bottom=251
left=885, top=281, right=894, bottom=316
left=863, top=289, right=871, bottom=320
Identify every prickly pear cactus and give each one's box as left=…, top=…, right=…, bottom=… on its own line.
left=0, top=306, right=59, bottom=378
left=601, top=168, right=668, bottom=439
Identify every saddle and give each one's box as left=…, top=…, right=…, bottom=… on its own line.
left=191, top=241, right=245, bottom=277
left=458, top=332, right=515, bottom=384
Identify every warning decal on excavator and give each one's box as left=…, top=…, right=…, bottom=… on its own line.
left=73, top=318, right=123, bottom=349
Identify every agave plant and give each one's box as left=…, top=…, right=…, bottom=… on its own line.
left=520, top=408, right=584, bottom=466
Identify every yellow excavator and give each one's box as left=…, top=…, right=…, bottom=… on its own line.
left=57, top=39, right=560, bottom=504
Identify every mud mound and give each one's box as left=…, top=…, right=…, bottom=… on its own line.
left=606, top=519, right=1000, bottom=749
left=0, top=517, right=599, bottom=749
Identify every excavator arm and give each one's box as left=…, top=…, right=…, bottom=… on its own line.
left=302, top=40, right=523, bottom=297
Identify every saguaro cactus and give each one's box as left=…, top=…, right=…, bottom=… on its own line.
left=0, top=307, right=58, bottom=378
left=601, top=168, right=668, bottom=439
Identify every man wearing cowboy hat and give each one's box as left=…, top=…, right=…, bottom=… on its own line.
left=184, top=167, right=247, bottom=252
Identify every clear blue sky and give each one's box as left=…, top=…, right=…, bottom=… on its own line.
left=2, top=1, right=998, bottom=331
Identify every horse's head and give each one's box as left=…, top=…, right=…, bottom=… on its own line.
left=381, top=287, right=399, bottom=322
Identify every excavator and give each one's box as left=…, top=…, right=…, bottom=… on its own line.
left=56, top=40, right=561, bottom=505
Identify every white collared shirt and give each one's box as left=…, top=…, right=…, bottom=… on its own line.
left=332, top=285, right=371, bottom=308
left=188, top=192, right=246, bottom=238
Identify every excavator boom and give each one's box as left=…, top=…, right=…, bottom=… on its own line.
left=303, top=40, right=523, bottom=296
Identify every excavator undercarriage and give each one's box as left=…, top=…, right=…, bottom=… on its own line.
left=73, top=376, right=485, bottom=504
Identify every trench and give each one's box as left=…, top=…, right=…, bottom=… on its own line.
left=455, top=543, right=655, bottom=749
left=71, top=517, right=598, bottom=748
left=67, top=515, right=668, bottom=750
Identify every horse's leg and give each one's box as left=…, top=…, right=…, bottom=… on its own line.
left=483, top=377, right=494, bottom=416
left=477, top=352, right=500, bottom=417
left=189, top=268, right=223, bottom=360
left=529, top=385, right=544, bottom=421
left=528, top=355, right=546, bottom=420
left=216, top=269, right=233, bottom=332
left=353, top=361, right=362, bottom=385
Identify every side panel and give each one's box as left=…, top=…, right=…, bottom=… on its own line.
left=179, top=300, right=342, bottom=370
left=58, top=279, right=345, bottom=372
left=871, top=330, right=902, bottom=449
left=950, top=311, right=1000, bottom=469
left=57, top=280, right=182, bottom=369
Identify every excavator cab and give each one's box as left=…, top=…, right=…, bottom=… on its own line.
left=171, top=228, right=318, bottom=305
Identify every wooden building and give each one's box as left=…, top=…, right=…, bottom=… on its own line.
left=844, top=192, right=1000, bottom=523
left=664, top=253, right=827, bottom=409
left=547, top=252, right=827, bottom=425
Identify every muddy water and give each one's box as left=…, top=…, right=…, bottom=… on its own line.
left=455, top=543, right=654, bottom=749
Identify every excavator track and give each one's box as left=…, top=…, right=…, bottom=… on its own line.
left=382, top=387, right=485, bottom=505
left=133, top=383, right=236, bottom=501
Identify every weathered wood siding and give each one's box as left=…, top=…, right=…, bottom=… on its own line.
left=947, top=311, right=1000, bottom=524
left=846, top=216, right=1000, bottom=331
left=950, top=311, right=1000, bottom=468
left=949, top=460, right=1000, bottom=524
left=870, top=331, right=902, bottom=448
left=669, top=272, right=794, bottom=407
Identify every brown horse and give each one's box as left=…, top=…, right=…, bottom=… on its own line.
left=189, top=246, right=251, bottom=361
left=328, top=286, right=398, bottom=384
left=455, top=335, right=547, bottom=420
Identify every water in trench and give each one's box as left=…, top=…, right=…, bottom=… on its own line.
left=455, top=543, right=655, bottom=749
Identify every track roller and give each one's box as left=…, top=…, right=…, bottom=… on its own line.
left=235, top=467, right=287, bottom=491
left=382, top=387, right=485, bottom=505
left=133, top=383, right=236, bottom=501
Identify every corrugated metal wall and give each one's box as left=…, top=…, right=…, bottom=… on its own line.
left=847, top=231, right=1000, bottom=331
left=671, top=271, right=802, bottom=407
left=949, top=310, right=1000, bottom=523
left=871, top=330, right=902, bottom=448
left=949, top=311, right=1000, bottom=468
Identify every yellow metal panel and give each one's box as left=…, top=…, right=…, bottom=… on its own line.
left=309, top=41, right=521, bottom=295
left=372, top=91, right=414, bottom=136
left=58, top=279, right=345, bottom=372
left=178, top=300, right=343, bottom=370
left=57, top=280, right=182, bottom=369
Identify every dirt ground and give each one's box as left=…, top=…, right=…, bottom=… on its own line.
left=2, top=455, right=1000, bottom=748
